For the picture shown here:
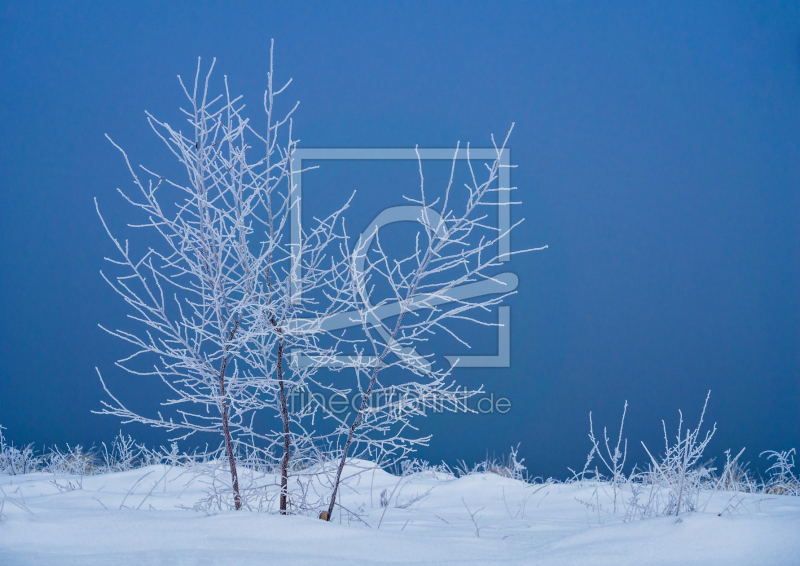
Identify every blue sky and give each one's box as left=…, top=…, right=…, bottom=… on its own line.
left=1, top=1, right=798, bottom=477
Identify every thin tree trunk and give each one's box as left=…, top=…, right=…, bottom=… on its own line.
left=277, top=338, right=291, bottom=514
left=325, top=358, right=384, bottom=520
left=325, top=215, right=443, bottom=520
left=325, top=280, right=423, bottom=520
left=218, top=321, right=242, bottom=510
left=218, top=358, right=242, bottom=510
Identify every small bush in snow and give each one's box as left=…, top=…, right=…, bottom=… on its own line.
left=44, top=445, right=98, bottom=476
left=456, top=445, right=528, bottom=482
left=762, top=449, right=799, bottom=496
left=0, top=426, right=41, bottom=475
left=100, top=432, right=145, bottom=473
left=639, top=391, right=717, bottom=516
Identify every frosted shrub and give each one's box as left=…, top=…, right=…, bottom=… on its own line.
left=461, top=446, right=528, bottom=481
left=0, top=426, right=41, bottom=475
left=100, top=432, right=145, bottom=473
left=399, top=459, right=455, bottom=480
left=44, top=445, right=97, bottom=476
left=576, top=393, right=731, bottom=521
left=714, top=448, right=759, bottom=493
left=762, top=449, right=799, bottom=496
left=640, top=391, right=716, bottom=516
left=585, top=402, right=628, bottom=512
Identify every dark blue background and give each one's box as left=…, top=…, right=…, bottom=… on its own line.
left=1, top=1, right=798, bottom=478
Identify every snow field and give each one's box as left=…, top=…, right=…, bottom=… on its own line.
left=1, top=461, right=798, bottom=565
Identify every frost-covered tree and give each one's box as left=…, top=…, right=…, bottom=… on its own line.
left=322, top=134, right=544, bottom=519
left=94, top=46, right=352, bottom=511
left=96, top=47, right=540, bottom=518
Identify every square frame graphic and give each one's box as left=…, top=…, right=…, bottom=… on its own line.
left=290, top=148, right=514, bottom=368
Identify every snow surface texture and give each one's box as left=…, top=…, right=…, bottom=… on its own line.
left=1, top=461, right=798, bottom=566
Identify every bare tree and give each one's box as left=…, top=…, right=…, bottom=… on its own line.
left=236, top=144, right=354, bottom=513
left=323, top=131, right=545, bottom=519
left=95, top=49, right=543, bottom=519
left=95, top=49, right=303, bottom=510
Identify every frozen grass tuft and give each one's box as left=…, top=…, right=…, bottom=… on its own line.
left=639, top=391, right=717, bottom=516
left=762, top=449, right=800, bottom=496
left=0, top=426, right=40, bottom=475
left=455, top=445, right=529, bottom=482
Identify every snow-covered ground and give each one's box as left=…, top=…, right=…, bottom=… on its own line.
left=1, top=462, right=798, bottom=565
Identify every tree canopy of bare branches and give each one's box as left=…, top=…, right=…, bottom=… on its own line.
left=96, top=45, right=541, bottom=517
